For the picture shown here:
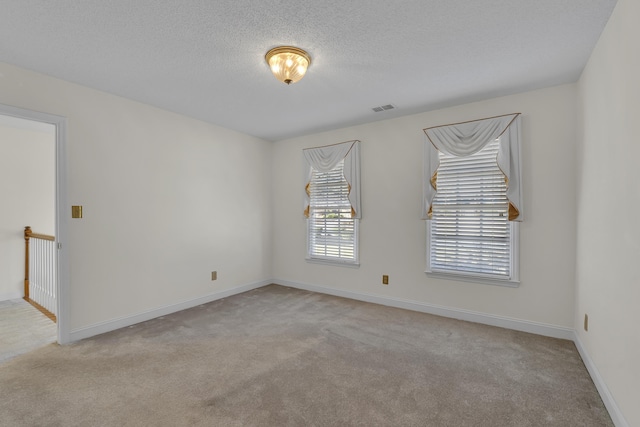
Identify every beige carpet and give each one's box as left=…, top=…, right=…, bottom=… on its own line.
left=0, top=285, right=612, bottom=426
left=0, top=298, right=57, bottom=363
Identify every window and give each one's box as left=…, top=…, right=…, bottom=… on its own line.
left=307, top=159, right=358, bottom=263
left=428, top=139, right=516, bottom=281
left=423, top=114, right=522, bottom=284
left=303, top=140, right=360, bottom=265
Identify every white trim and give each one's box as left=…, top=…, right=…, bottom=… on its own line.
left=55, top=118, right=70, bottom=344
left=68, top=280, right=270, bottom=342
left=425, top=271, right=520, bottom=288
left=573, top=333, right=629, bottom=427
left=274, top=279, right=574, bottom=340
left=305, top=258, right=360, bottom=268
left=0, top=104, right=70, bottom=344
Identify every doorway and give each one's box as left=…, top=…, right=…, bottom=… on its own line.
left=0, top=103, right=68, bottom=349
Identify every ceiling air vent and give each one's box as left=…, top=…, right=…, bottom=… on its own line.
left=372, top=104, right=396, bottom=113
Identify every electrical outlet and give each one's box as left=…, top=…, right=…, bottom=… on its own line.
left=382, top=275, right=389, bottom=285
left=211, top=271, right=217, bottom=281
left=584, top=314, right=588, bottom=331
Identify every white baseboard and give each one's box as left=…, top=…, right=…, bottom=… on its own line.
left=274, top=279, right=574, bottom=340
left=68, top=278, right=573, bottom=342
left=68, top=280, right=270, bottom=342
left=574, top=333, right=629, bottom=427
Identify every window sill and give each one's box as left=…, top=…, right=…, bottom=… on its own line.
left=425, top=270, right=520, bottom=288
left=306, top=258, right=360, bottom=268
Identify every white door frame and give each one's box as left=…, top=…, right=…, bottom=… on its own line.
left=0, top=103, right=70, bottom=344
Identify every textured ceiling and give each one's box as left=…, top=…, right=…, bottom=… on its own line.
left=0, top=0, right=617, bottom=141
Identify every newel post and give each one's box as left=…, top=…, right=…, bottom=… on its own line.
left=24, top=226, right=32, bottom=300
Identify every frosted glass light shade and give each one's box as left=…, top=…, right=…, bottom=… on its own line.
left=265, top=46, right=311, bottom=85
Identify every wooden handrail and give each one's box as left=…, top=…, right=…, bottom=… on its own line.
left=25, top=226, right=55, bottom=241
left=30, top=232, right=55, bottom=241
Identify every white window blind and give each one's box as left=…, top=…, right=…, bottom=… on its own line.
left=429, top=139, right=513, bottom=279
left=307, top=159, right=358, bottom=263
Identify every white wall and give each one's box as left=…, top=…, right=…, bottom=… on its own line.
left=576, top=0, right=640, bottom=424
left=0, top=62, right=272, bottom=332
left=0, top=120, right=55, bottom=300
left=272, top=84, right=577, bottom=329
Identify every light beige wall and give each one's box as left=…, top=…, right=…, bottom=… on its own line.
left=0, top=122, right=55, bottom=300
left=0, top=62, right=272, bottom=331
left=272, top=84, right=577, bottom=328
left=576, top=0, right=640, bottom=424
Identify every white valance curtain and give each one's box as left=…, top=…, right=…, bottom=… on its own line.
left=303, top=140, right=361, bottom=218
left=423, top=113, right=523, bottom=221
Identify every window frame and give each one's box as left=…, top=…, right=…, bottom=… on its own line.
left=306, top=219, right=360, bottom=267
left=426, top=220, right=519, bottom=286
left=306, top=159, right=360, bottom=267
left=425, top=137, right=520, bottom=286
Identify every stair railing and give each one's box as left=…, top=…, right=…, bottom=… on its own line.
left=24, top=226, right=57, bottom=322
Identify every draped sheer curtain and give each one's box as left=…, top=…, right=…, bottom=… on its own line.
left=303, top=140, right=361, bottom=219
left=423, top=113, right=523, bottom=221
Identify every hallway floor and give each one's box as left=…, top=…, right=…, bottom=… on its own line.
left=0, top=298, right=56, bottom=364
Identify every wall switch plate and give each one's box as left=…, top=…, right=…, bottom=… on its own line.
left=71, top=205, right=83, bottom=218
left=382, top=275, right=389, bottom=285
left=211, top=271, right=217, bottom=281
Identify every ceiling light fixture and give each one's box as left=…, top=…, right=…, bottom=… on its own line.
left=265, top=46, right=311, bottom=85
